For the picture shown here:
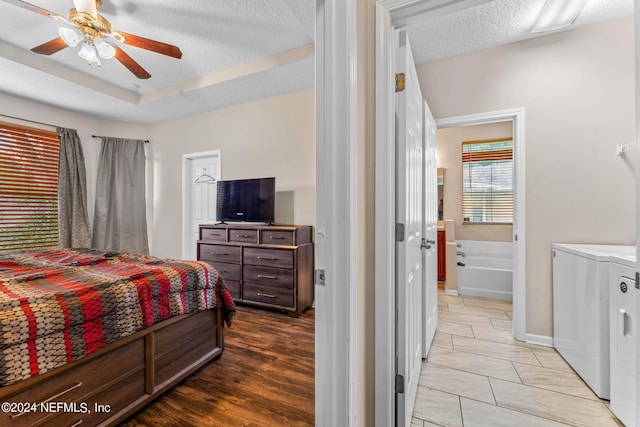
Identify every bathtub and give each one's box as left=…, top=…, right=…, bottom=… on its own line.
left=456, top=240, right=513, bottom=301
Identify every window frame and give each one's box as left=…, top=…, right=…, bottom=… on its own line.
left=0, top=121, right=61, bottom=252
left=461, top=137, right=513, bottom=225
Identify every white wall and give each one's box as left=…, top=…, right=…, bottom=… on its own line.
left=149, top=88, right=316, bottom=258
left=437, top=121, right=513, bottom=242
left=1, top=88, right=315, bottom=260
left=417, top=17, right=636, bottom=337
left=0, top=92, right=150, bottom=233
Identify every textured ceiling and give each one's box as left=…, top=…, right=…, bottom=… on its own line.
left=0, top=0, right=633, bottom=123
left=406, top=0, right=633, bottom=64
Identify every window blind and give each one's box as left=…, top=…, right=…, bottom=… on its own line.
left=0, top=122, right=60, bottom=252
left=461, top=138, right=513, bottom=224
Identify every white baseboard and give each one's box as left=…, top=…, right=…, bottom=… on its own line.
left=458, top=287, right=512, bottom=301
left=525, top=333, right=554, bottom=348
left=444, top=289, right=459, bottom=296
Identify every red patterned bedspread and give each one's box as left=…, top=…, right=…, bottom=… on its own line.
left=0, top=249, right=235, bottom=386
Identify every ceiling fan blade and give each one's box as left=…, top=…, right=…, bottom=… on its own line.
left=1, top=0, right=67, bottom=22
left=31, top=37, right=68, bottom=55
left=114, top=46, right=151, bottom=79
left=113, top=31, right=182, bottom=59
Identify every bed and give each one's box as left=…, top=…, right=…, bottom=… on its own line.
left=0, top=248, right=235, bottom=426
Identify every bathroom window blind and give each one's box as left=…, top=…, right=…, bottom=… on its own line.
left=461, top=138, right=513, bottom=224
left=0, top=122, right=60, bottom=252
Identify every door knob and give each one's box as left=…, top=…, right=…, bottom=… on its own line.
left=420, top=238, right=432, bottom=250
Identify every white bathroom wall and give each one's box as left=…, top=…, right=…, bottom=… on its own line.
left=416, top=17, right=636, bottom=338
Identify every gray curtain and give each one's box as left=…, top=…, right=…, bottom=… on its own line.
left=57, top=127, right=92, bottom=248
left=92, top=137, right=149, bottom=254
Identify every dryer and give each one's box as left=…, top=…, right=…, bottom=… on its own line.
left=552, top=243, right=635, bottom=399
left=609, top=259, right=637, bottom=427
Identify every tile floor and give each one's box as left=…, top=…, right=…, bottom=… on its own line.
left=411, top=290, right=623, bottom=427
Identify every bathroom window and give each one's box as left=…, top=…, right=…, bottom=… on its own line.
left=461, top=138, right=513, bottom=224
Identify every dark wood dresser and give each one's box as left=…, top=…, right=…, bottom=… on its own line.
left=197, top=224, right=314, bottom=316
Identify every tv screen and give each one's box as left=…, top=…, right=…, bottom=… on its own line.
left=216, top=177, right=275, bottom=223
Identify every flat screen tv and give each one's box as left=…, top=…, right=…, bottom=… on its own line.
left=216, top=177, right=275, bottom=224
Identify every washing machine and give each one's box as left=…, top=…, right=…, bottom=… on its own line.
left=609, top=258, right=637, bottom=427
left=552, top=243, right=635, bottom=399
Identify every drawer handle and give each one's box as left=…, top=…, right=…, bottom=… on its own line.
left=257, top=274, right=277, bottom=280
left=211, top=252, right=229, bottom=256
left=71, top=421, right=83, bottom=427
left=257, top=292, right=277, bottom=298
left=257, top=256, right=278, bottom=261
left=269, top=236, right=286, bottom=240
left=11, top=382, right=83, bottom=418
left=237, top=234, right=252, bottom=238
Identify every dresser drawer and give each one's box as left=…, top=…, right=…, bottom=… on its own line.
left=201, top=227, right=227, bottom=242
left=199, top=244, right=241, bottom=264
left=209, top=261, right=240, bottom=282
left=260, top=230, right=294, bottom=245
left=229, top=229, right=258, bottom=244
left=243, top=282, right=294, bottom=308
left=244, top=247, right=294, bottom=268
left=243, top=265, right=294, bottom=288
left=225, top=280, right=241, bottom=299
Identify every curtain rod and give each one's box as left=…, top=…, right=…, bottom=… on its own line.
left=0, top=114, right=58, bottom=129
left=92, top=134, right=149, bottom=143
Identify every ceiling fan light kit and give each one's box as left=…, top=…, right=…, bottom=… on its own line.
left=14, top=0, right=182, bottom=79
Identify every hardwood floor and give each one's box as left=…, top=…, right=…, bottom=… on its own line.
left=120, top=306, right=315, bottom=427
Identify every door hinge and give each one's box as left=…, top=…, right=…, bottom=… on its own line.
left=636, top=271, right=639, bottom=289
left=395, top=374, right=405, bottom=393
left=395, top=73, right=405, bottom=92
left=395, top=223, right=405, bottom=242
left=315, top=269, right=326, bottom=286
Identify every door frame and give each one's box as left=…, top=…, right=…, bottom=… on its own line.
left=436, top=109, right=526, bottom=344
left=374, top=1, right=501, bottom=425
left=181, top=150, right=221, bottom=259
left=315, top=0, right=358, bottom=425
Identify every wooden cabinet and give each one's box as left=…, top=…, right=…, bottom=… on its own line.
left=437, top=230, right=446, bottom=282
left=198, top=224, right=314, bottom=316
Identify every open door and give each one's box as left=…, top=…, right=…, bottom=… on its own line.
left=395, top=30, right=424, bottom=427
left=422, top=101, right=438, bottom=358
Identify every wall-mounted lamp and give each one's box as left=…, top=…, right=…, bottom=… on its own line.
left=531, top=0, right=588, bottom=33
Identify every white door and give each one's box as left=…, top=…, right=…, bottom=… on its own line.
left=422, top=101, right=438, bottom=358
left=396, top=30, right=424, bottom=427
left=183, top=152, right=221, bottom=259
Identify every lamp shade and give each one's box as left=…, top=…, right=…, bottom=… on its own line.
left=78, top=41, right=99, bottom=63
left=94, top=38, right=115, bottom=59
left=58, top=27, right=83, bottom=47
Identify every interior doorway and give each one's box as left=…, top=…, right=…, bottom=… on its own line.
left=181, top=150, right=221, bottom=260
left=436, top=109, right=526, bottom=342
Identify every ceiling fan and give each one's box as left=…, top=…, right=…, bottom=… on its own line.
left=4, top=0, right=182, bottom=79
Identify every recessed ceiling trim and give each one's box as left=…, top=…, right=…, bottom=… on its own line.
left=0, top=39, right=138, bottom=103
left=139, top=42, right=315, bottom=104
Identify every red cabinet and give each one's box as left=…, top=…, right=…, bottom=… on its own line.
left=437, top=230, right=446, bottom=282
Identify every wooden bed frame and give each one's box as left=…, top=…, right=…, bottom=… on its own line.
left=0, top=308, right=225, bottom=427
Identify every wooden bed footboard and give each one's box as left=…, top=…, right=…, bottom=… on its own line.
left=0, top=308, right=225, bottom=427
